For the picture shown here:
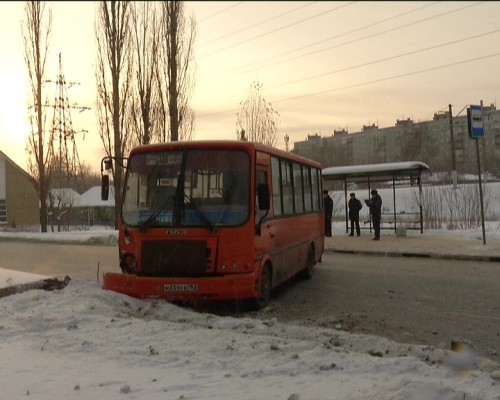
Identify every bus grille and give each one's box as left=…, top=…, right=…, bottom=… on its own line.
left=140, top=240, right=211, bottom=277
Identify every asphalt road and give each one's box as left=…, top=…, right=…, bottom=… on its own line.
left=1, top=241, right=499, bottom=362
left=260, top=252, right=500, bottom=363
left=0, top=240, right=119, bottom=281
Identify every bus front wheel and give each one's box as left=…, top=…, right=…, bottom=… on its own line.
left=249, top=265, right=272, bottom=310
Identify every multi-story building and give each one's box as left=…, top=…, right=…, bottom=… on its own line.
left=293, top=105, right=500, bottom=178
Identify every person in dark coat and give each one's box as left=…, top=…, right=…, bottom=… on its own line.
left=348, top=193, right=362, bottom=236
left=323, top=190, right=333, bottom=237
left=365, top=189, right=382, bottom=240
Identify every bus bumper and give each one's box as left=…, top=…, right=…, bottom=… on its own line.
left=102, top=272, right=258, bottom=302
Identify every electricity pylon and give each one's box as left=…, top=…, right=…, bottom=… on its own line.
left=48, top=53, right=90, bottom=193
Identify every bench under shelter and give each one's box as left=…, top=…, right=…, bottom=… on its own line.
left=322, top=161, right=430, bottom=235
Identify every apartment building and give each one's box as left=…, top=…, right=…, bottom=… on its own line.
left=293, top=105, right=500, bottom=178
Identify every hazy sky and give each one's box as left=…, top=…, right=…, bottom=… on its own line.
left=1, top=1, right=500, bottom=171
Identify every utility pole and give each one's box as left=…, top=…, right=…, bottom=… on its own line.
left=467, top=102, right=486, bottom=245
left=448, top=104, right=457, bottom=188
left=478, top=100, right=486, bottom=245
left=481, top=100, right=487, bottom=182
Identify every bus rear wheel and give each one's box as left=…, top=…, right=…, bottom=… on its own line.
left=249, top=265, right=271, bottom=310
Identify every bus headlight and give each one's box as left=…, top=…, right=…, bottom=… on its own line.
left=120, top=253, right=136, bottom=273
left=219, top=257, right=252, bottom=273
left=220, top=262, right=239, bottom=271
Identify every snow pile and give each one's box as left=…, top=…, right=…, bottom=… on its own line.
left=0, top=228, right=118, bottom=245
left=1, top=224, right=500, bottom=398
left=0, top=268, right=47, bottom=287
left=0, top=280, right=499, bottom=399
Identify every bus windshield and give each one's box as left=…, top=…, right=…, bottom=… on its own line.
left=122, top=149, right=251, bottom=229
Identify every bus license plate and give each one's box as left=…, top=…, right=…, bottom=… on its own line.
left=164, top=283, right=198, bottom=293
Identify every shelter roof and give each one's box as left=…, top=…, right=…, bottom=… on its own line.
left=322, top=161, right=430, bottom=180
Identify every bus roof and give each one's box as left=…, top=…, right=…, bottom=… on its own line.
left=128, top=140, right=322, bottom=169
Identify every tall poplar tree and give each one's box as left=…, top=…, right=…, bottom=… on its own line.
left=158, top=1, right=196, bottom=142
left=22, top=1, right=53, bottom=232
left=95, top=1, right=133, bottom=228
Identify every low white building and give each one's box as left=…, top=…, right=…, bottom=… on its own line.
left=78, top=186, right=115, bottom=226
left=48, top=186, right=115, bottom=228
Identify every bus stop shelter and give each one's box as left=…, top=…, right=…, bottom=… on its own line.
left=322, top=161, right=430, bottom=234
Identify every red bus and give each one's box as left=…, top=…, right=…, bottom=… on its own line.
left=101, top=140, right=324, bottom=309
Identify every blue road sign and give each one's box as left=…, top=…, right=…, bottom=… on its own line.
left=468, top=105, right=484, bottom=138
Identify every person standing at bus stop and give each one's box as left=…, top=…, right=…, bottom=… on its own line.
left=365, top=189, right=382, bottom=241
left=348, top=192, right=362, bottom=237
left=323, top=190, right=333, bottom=237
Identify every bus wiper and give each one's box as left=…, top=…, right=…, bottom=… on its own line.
left=138, top=196, right=174, bottom=232
left=184, top=195, right=216, bottom=233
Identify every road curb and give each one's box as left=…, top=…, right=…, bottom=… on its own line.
left=326, top=248, right=500, bottom=263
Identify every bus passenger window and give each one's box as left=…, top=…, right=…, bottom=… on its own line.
left=271, top=157, right=282, bottom=216
left=255, top=170, right=268, bottom=221
left=282, top=161, right=293, bottom=215
left=293, top=163, right=304, bottom=213
left=304, top=167, right=313, bottom=212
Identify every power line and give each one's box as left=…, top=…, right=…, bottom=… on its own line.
left=198, top=1, right=356, bottom=59
left=199, top=2, right=318, bottom=47
left=192, top=1, right=496, bottom=124
left=193, top=23, right=499, bottom=113
left=219, top=1, right=440, bottom=79
left=220, top=1, right=485, bottom=79
left=266, top=27, right=500, bottom=91
left=197, top=2, right=245, bottom=24
left=274, top=52, right=500, bottom=105
left=194, top=52, right=500, bottom=120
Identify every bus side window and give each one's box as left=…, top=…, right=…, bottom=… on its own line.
left=255, top=170, right=268, bottom=220
left=271, top=157, right=282, bottom=216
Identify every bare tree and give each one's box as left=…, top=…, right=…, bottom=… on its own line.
left=22, top=1, right=53, bottom=233
left=79, top=162, right=102, bottom=191
left=130, top=2, right=162, bottom=145
left=95, top=1, right=133, bottom=228
left=158, top=1, right=196, bottom=142
left=236, top=81, right=280, bottom=147
left=411, top=183, right=491, bottom=230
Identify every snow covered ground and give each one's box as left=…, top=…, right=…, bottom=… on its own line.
left=1, top=228, right=500, bottom=399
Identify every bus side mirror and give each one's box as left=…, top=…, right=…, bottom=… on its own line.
left=103, top=158, right=113, bottom=171
left=100, top=156, right=113, bottom=201
left=257, top=183, right=270, bottom=210
left=101, top=175, right=109, bottom=201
